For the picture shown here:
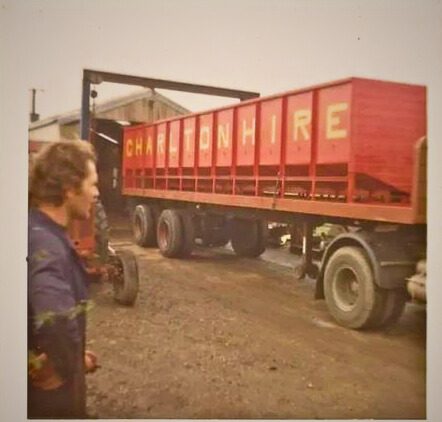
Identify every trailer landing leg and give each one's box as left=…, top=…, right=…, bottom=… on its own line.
left=293, top=220, right=317, bottom=279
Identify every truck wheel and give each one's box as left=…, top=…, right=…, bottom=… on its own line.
left=208, top=232, right=230, bottom=247
left=177, top=209, right=195, bottom=257
left=94, top=199, right=109, bottom=262
left=157, top=209, right=184, bottom=258
left=200, top=216, right=229, bottom=247
left=230, top=219, right=267, bottom=258
left=377, top=288, right=407, bottom=327
left=112, top=250, right=139, bottom=306
left=293, top=261, right=307, bottom=279
left=324, top=246, right=387, bottom=329
left=133, top=204, right=156, bottom=247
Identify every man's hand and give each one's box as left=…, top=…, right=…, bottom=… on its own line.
left=84, top=350, right=100, bottom=373
left=29, top=353, right=65, bottom=390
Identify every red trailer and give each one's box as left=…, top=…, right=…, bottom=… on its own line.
left=122, top=77, right=427, bottom=329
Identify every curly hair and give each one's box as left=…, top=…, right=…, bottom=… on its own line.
left=29, top=140, right=97, bottom=207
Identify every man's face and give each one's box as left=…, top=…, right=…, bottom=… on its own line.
left=65, top=160, right=99, bottom=221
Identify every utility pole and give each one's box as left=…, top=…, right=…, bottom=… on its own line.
left=29, top=88, right=44, bottom=123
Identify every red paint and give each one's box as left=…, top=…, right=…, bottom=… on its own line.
left=236, top=104, right=257, bottom=166
left=156, top=123, right=167, bottom=168
left=122, top=77, right=427, bottom=224
left=168, top=120, right=181, bottom=168
left=260, top=99, right=282, bottom=166
left=216, top=109, right=234, bottom=167
left=317, top=84, right=352, bottom=164
left=198, top=113, right=213, bottom=167
left=182, top=117, right=196, bottom=167
left=285, top=92, right=313, bottom=164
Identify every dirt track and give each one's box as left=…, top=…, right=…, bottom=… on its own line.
left=86, top=228, right=426, bottom=419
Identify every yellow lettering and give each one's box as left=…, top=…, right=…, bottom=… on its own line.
left=242, top=118, right=255, bottom=145
left=126, top=139, right=134, bottom=157
left=145, top=136, right=153, bottom=155
left=326, top=103, right=348, bottom=139
left=293, top=109, right=311, bottom=141
left=184, top=128, right=193, bottom=152
left=199, top=126, right=210, bottom=151
left=270, top=115, right=277, bottom=144
left=157, top=133, right=165, bottom=154
left=135, top=137, right=143, bottom=156
left=217, top=123, right=230, bottom=148
left=169, top=132, right=177, bottom=154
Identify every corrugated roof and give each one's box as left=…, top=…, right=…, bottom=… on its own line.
left=29, top=89, right=190, bottom=129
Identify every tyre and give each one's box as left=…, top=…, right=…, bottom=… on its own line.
left=94, top=199, right=109, bottom=263
left=157, top=209, right=184, bottom=258
left=111, top=249, right=139, bottom=306
left=200, top=215, right=229, bottom=247
left=324, top=246, right=387, bottom=329
left=294, top=259, right=319, bottom=280
left=230, top=218, right=267, bottom=258
left=132, top=204, right=156, bottom=247
left=293, top=261, right=307, bottom=280
left=208, top=232, right=230, bottom=247
left=376, top=288, right=407, bottom=327
left=177, top=209, right=195, bottom=257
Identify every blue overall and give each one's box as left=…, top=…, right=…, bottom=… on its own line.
left=28, top=208, right=90, bottom=418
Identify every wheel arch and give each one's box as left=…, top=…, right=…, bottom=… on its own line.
left=315, top=230, right=414, bottom=299
left=315, top=233, right=377, bottom=299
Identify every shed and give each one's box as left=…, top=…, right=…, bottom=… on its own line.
left=29, top=89, right=190, bottom=214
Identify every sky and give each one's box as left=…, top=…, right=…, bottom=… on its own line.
left=2, top=0, right=442, bottom=118
left=1, top=0, right=442, bottom=421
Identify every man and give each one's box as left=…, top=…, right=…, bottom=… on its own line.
left=28, top=140, right=99, bottom=418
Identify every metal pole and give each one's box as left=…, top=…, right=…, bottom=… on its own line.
left=29, top=88, right=40, bottom=123
left=31, top=89, right=36, bottom=114
left=80, top=75, right=91, bottom=140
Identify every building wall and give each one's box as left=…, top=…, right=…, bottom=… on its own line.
left=60, top=123, right=80, bottom=140
left=28, top=93, right=190, bottom=214
left=96, top=97, right=186, bottom=123
left=28, top=124, right=60, bottom=142
left=29, top=95, right=189, bottom=142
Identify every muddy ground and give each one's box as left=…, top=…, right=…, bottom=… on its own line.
left=86, top=225, right=426, bottom=420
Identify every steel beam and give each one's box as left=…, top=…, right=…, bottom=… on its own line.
left=80, top=68, right=260, bottom=142
left=122, top=187, right=422, bottom=225
left=83, top=69, right=260, bottom=100
left=80, top=77, right=91, bottom=140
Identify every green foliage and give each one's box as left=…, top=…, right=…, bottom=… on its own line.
left=28, top=350, right=43, bottom=371
left=34, top=310, right=56, bottom=329
left=33, top=300, right=95, bottom=328
left=29, top=300, right=95, bottom=369
left=32, top=249, right=50, bottom=262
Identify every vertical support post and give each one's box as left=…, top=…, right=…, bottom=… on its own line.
left=212, top=112, right=218, bottom=193
left=80, top=76, right=91, bottom=140
left=310, top=90, right=319, bottom=199
left=411, top=136, right=427, bottom=221
left=294, top=219, right=315, bottom=279
left=232, top=107, right=238, bottom=195
left=303, top=220, right=314, bottom=274
left=31, top=88, right=36, bottom=113
left=279, top=96, right=288, bottom=198
left=254, top=103, right=261, bottom=196
left=194, top=117, right=200, bottom=192
left=179, top=119, right=184, bottom=192
left=165, top=122, right=170, bottom=191
left=153, top=124, right=157, bottom=190
left=347, top=172, right=355, bottom=203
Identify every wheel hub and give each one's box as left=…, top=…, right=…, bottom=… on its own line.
left=332, top=266, right=359, bottom=312
left=134, top=215, right=142, bottom=239
left=158, top=221, right=169, bottom=249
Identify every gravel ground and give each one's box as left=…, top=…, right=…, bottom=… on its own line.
left=85, top=228, right=426, bottom=419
